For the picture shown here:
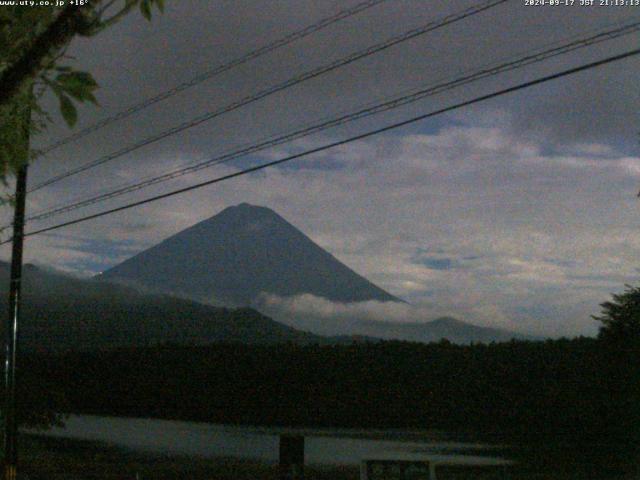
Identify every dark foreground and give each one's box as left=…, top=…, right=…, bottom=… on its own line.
left=13, top=336, right=640, bottom=479
left=17, top=434, right=640, bottom=480
left=22, top=339, right=639, bottom=441
left=20, top=435, right=356, bottom=480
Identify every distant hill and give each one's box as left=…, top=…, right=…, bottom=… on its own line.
left=261, top=307, right=535, bottom=344
left=0, top=262, right=326, bottom=352
left=99, top=203, right=400, bottom=306
left=0, top=261, right=531, bottom=349
left=351, top=316, right=535, bottom=344
left=96, top=203, right=534, bottom=344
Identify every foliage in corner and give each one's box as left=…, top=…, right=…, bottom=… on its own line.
left=0, top=0, right=165, bottom=426
left=0, top=86, right=31, bottom=192
left=43, top=68, right=99, bottom=127
left=593, top=284, right=640, bottom=344
left=0, top=0, right=165, bottom=181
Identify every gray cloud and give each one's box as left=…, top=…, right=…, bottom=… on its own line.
left=5, top=123, right=638, bottom=336
left=29, top=1, right=638, bottom=163
left=1, top=1, right=638, bottom=338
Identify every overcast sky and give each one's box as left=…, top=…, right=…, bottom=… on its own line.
left=2, top=0, right=639, bottom=337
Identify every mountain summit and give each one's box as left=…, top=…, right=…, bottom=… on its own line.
left=100, top=203, right=400, bottom=307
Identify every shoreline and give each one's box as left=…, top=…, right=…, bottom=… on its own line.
left=43, top=412, right=499, bottom=445
left=31, top=414, right=513, bottom=467
left=18, top=432, right=640, bottom=480
left=20, top=434, right=359, bottom=480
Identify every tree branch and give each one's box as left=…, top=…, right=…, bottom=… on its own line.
left=93, top=1, right=138, bottom=33
left=0, top=2, right=100, bottom=110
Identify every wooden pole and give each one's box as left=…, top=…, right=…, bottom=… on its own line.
left=279, top=434, right=304, bottom=480
left=3, top=93, right=31, bottom=480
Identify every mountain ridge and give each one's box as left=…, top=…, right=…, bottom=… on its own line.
left=0, top=262, right=330, bottom=352
left=0, top=260, right=537, bottom=347
left=97, top=203, right=537, bottom=344
left=260, top=304, right=537, bottom=343
left=357, top=316, right=537, bottom=343
left=99, top=203, right=401, bottom=306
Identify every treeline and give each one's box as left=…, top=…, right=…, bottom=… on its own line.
left=20, top=336, right=639, bottom=445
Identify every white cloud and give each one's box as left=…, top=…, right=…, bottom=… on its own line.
left=261, top=293, right=420, bottom=324
left=4, top=115, right=639, bottom=339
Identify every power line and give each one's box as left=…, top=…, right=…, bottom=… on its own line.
left=54, top=17, right=639, bottom=209
left=35, top=0, right=390, bottom=158
left=24, top=19, right=640, bottom=224
left=28, top=0, right=509, bottom=193
left=6, top=46, right=638, bottom=245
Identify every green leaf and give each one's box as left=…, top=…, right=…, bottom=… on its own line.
left=55, top=71, right=99, bottom=103
left=154, top=0, right=165, bottom=13
left=56, top=71, right=98, bottom=90
left=47, top=81, right=64, bottom=100
left=140, top=0, right=152, bottom=20
left=84, top=91, right=98, bottom=106
left=59, top=94, right=77, bottom=127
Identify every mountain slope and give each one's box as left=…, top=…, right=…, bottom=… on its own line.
left=99, top=203, right=400, bottom=306
left=0, top=263, right=530, bottom=349
left=0, top=262, right=324, bottom=352
left=353, top=316, right=535, bottom=343
left=262, top=306, right=536, bottom=344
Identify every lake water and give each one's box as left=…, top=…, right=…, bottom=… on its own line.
left=37, top=415, right=511, bottom=466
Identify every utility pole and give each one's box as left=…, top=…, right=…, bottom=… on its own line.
left=3, top=93, right=31, bottom=480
